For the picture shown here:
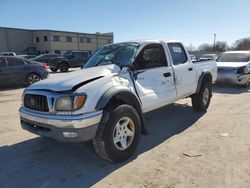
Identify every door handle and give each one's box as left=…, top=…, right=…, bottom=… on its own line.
left=188, top=67, right=193, bottom=71
left=163, top=72, right=171, bottom=77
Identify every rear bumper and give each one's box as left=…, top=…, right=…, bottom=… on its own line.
left=217, top=72, right=250, bottom=85
left=19, top=107, right=102, bottom=142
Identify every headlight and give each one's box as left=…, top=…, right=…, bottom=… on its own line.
left=55, top=95, right=86, bottom=111
left=237, top=66, right=248, bottom=74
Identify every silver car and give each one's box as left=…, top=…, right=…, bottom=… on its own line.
left=216, top=51, right=250, bottom=87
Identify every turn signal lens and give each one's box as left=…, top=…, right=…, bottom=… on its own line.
left=74, top=96, right=86, bottom=110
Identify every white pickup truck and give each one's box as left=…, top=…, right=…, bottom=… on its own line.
left=19, top=40, right=217, bottom=162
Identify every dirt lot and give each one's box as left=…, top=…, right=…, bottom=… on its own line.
left=0, top=74, right=249, bottom=187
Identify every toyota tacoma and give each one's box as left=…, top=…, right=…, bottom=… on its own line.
left=19, top=40, right=217, bottom=162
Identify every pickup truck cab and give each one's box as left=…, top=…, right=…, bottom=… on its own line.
left=19, top=40, right=217, bottom=162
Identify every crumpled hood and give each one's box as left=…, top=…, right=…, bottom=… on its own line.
left=217, top=62, right=249, bottom=68
left=28, top=64, right=121, bottom=91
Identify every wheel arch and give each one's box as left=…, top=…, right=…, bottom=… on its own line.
left=95, top=86, right=148, bottom=134
left=195, top=70, right=212, bottom=94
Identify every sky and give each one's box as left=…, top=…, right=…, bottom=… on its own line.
left=1, top=0, right=250, bottom=48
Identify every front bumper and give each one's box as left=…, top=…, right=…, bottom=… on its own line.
left=19, top=107, right=103, bottom=142
left=217, top=72, right=250, bottom=85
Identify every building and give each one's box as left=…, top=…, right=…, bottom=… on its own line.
left=0, top=27, right=114, bottom=55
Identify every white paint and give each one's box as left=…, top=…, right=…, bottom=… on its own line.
left=23, top=40, right=217, bottom=117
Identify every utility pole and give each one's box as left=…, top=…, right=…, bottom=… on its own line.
left=213, top=33, right=216, bottom=51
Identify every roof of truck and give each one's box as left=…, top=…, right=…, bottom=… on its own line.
left=115, top=39, right=182, bottom=45
left=224, top=51, right=250, bottom=54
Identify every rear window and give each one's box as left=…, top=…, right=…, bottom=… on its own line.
left=168, top=43, right=187, bottom=65
left=217, top=53, right=250, bottom=62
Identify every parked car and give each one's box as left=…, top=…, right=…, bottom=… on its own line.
left=0, top=52, right=16, bottom=56
left=19, top=40, right=217, bottom=162
left=199, top=54, right=218, bottom=61
left=216, top=51, right=250, bottom=87
left=0, top=56, right=48, bottom=87
left=58, top=51, right=90, bottom=72
left=33, top=51, right=90, bottom=72
left=190, top=54, right=197, bottom=62
left=31, top=53, right=61, bottom=63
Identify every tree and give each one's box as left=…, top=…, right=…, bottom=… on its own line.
left=232, top=37, right=250, bottom=50
left=197, top=41, right=228, bottom=52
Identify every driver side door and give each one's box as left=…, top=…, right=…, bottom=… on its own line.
left=133, top=44, right=176, bottom=112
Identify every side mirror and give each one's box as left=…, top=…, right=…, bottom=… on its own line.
left=120, top=66, right=129, bottom=74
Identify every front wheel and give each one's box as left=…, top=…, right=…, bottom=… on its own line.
left=93, top=104, right=141, bottom=162
left=192, top=81, right=212, bottom=112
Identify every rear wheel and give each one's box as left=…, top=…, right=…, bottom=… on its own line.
left=25, top=73, right=41, bottom=86
left=192, top=80, right=212, bottom=112
left=59, top=62, right=69, bottom=72
left=50, top=67, right=58, bottom=72
left=93, top=104, right=141, bottom=162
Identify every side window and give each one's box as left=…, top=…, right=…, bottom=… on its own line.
left=0, top=58, right=7, bottom=67
left=7, top=58, right=25, bottom=66
left=168, top=43, right=187, bottom=65
left=135, top=45, right=167, bottom=70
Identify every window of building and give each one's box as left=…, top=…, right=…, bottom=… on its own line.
left=37, top=51, right=41, bottom=55
left=35, top=37, right=39, bottom=43
left=45, top=50, right=49, bottom=54
left=107, top=39, right=112, bottom=44
left=66, top=36, right=72, bottom=42
left=167, top=43, right=187, bottom=65
left=53, top=36, right=60, bottom=42
left=7, top=57, right=25, bottom=66
left=54, top=50, right=61, bottom=54
left=44, top=36, right=48, bottom=41
left=80, top=37, right=85, bottom=43
left=86, top=38, right=91, bottom=43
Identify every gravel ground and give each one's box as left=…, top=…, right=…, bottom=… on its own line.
left=0, top=72, right=249, bottom=188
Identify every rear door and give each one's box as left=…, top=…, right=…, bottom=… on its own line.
left=6, top=57, right=28, bottom=84
left=167, top=43, right=197, bottom=98
left=0, top=57, right=8, bottom=86
left=133, top=43, right=176, bottom=112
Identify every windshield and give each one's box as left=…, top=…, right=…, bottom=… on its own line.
left=217, top=53, right=250, bottom=62
left=84, top=43, right=139, bottom=68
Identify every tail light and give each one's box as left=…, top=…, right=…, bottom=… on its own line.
left=42, top=63, right=47, bottom=69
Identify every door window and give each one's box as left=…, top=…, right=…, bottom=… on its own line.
left=0, top=58, right=7, bottom=67
left=168, top=43, right=187, bottom=65
left=7, top=58, right=25, bottom=66
left=135, top=44, right=167, bottom=70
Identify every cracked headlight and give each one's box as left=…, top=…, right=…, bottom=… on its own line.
left=55, top=95, right=86, bottom=111
left=237, top=66, right=248, bottom=74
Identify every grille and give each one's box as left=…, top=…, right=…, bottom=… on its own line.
left=24, top=94, right=49, bottom=112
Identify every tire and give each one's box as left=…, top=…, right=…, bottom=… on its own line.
left=59, top=62, right=69, bottom=72
left=192, top=80, right=212, bottom=112
left=241, top=79, right=249, bottom=88
left=50, top=67, right=58, bottom=72
left=93, top=104, right=141, bottom=162
left=25, top=73, right=41, bottom=86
